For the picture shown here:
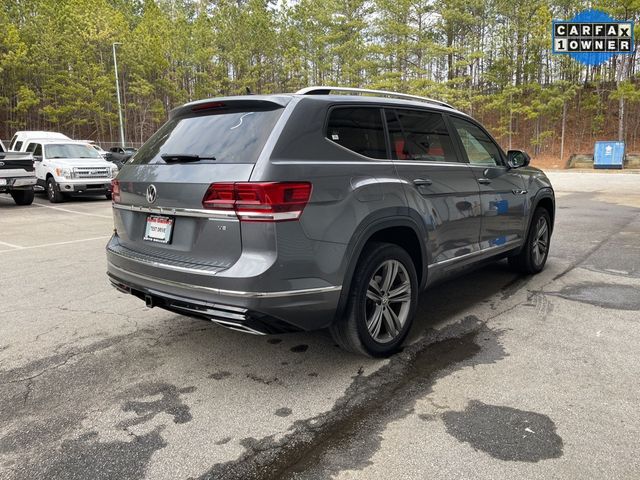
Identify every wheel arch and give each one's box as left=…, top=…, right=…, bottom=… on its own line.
left=333, top=214, right=428, bottom=324
left=517, top=188, right=555, bottom=254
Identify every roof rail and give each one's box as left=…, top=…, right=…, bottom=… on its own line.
left=295, top=86, right=453, bottom=109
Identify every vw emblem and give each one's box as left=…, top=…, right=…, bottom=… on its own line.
left=146, top=184, right=157, bottom=204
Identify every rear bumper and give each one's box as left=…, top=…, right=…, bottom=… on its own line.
left=106, top=259, right=342, bottom=334
left=0, top=176, right=36, bottom=192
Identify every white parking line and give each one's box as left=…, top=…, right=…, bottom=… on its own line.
left=31, top=200, right=113, bottom=219
left=0, top=195, right=112, bottom=219
left=0, top=235, right=110, bottom=253
left=0, top=240, right=23, bottom=249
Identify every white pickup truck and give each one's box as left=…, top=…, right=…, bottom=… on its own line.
left=0, top=145, right=36, bottom=205
left=25, top=139, right=118, bottom=203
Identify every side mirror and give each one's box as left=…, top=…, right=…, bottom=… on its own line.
left=507, top=150, right=530, bottom=169
left=33, top=155, right=42, bottom=162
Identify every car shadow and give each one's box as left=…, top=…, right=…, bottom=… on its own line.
left=33, top=192, right=110, bottom=204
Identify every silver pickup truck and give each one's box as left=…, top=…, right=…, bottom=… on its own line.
left=0, top=143, right=36, bottom=205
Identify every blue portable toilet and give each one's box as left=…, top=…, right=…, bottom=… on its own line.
left=594, top=141, right=625, bottom=169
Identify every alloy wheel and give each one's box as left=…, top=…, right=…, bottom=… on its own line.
left=531, top=216, right=549, bottom=267
left=365, top=259, right=412, bottom=343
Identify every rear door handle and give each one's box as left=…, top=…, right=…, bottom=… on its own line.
left=477, top=178, right=492, bottom=185
left=413, top=178, right=432, bottom=186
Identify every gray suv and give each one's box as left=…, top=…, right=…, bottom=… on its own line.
left=106, top=87, right=554, bottom=357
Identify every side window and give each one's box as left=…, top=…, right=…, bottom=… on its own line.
left=15, top=141, right=23, bottom=151
left=10, top=135, right=17, bottom=149
left=451, top=117, right=502, bottom=166
left=326, top=107, right=387, bottom=159
left=385, top=109, right=457, bottom=163
left=25, top=143, right=36, bottom=153
left=33, top=144, right=42, bottom=157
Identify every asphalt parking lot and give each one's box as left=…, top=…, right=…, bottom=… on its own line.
left=1, top=171, right=639, bottom=480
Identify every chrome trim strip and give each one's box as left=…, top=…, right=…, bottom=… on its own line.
left=210, top=319, right=267, bottom=336
left=170, top=304, right=248, bottom=322
left=108, top=263, right=342, bottom=298
left=430, top=240, right=521, bottom=267
left=113, top=203, right=237, bottom=220
left=271, top=159, right=469, bottom=168
left=108, top=247, right=223, bottom=276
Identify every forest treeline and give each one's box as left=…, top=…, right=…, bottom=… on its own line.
left=1, top=0, right=639, bottom=159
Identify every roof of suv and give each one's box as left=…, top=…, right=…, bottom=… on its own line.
left=173, top=87, right=463, bottom=119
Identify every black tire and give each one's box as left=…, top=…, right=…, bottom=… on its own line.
left=509, top=207, right=551, bottom=274
left=46, top=177, right=65, bottom=203
left=10, top=188, right=35, bottom=206
left=330, top=242, right=419, bottom=357
left=105, top=191, right=112, bottom=200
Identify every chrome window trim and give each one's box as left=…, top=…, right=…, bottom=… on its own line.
left=108, top=263, right=342, bottom=298
left=271, top=159, right=469, bottom=168
left=113, top=203, right=237, bottom=220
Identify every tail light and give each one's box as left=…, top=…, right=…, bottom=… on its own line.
left=202, top=182, right=312, bottom=222
left=111, top=179, right=121, bottom=203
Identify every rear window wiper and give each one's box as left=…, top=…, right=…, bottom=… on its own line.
left=161, top=153, right=216, bottom=163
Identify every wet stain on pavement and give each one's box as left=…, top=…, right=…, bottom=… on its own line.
left=267, top=338, right=283, bottom=344
left=215, top=437, right=232, bottom=445
left=209, top=371, right=232, bottom=380
left=197, top=316, right=507, bottom=480
left=275, top=407, right=292, bottom=417
left=119, top=382, right=196, bottom=428
left=37, top=428, right=166, bottom=480
left=553, top=282, right=640, bottom=310
left=442, top=401, right=563, bottom=462
left=290, top=345, right=308, bottom=353
left=246, top=373, right=282, bottom=386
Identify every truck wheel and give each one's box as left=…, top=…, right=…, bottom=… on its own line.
left=46, top=177, right=64, bottom=203
left=508, top=207, right=551, bottom=274
left=10, top=188, right=35, bottom=206
left=330, top=242, right=418, bottom=357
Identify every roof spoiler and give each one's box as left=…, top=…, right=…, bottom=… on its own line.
left=170, top=96, right=291, bottom=120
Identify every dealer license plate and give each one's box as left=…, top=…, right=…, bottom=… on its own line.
left=144, top=215, right=174, bottom=244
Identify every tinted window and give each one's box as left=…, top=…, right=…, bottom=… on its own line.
left=25, top=143, right=37, bottom=153
left=130, top=108, right=283, bottom=165
left=15, top=141, right=23, bottom=151
left=386, top=109, right=457, bottom=163
left=326, top=107, right=386, bottom=159
left=451, top=117, right=502, bottom=166
left=33, top=144, right=42, bottom=156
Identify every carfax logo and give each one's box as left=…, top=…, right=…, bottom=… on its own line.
left=552, top=9, right=634, bottom=66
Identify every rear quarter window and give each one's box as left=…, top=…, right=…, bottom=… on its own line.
left=130, top=107, right=284, bottom=165
left=326, top=107, right=387, bottom=159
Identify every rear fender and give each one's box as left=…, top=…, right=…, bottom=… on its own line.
left=333, top=211, right=429, bottom=323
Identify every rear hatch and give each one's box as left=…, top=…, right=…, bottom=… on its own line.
left=111, top=98, right=288, bottom=270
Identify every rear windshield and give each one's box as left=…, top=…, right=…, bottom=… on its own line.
left=130, top=107, right=284, bottom=165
